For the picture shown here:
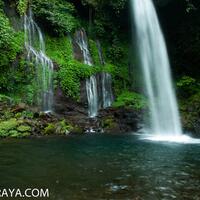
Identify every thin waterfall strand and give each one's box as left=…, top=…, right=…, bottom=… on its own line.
left=96, top=41, right=114, bottom=108
left=101, top=72, right=114, bottom=108
left=75, top=30, right=98, bottom=117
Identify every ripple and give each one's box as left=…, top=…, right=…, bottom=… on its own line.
left=105, top=183, right=129, bottom=193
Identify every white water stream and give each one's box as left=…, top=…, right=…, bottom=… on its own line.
left=131, top=0, right=182, bottom=136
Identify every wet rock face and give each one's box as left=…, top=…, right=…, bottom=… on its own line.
left=99, top=107, right=142, bottom=133
left=96, top=73, right=103, bottom=108
left=182, top=112, right=200, bottom=138
left=0, top=99, right=143, bottom=137
left=192, top=120, right=200, bottom=138
left=72, top=29, right=88, bottom=106
left=72, top=39, right=83, bottom=62
left=53, top=86, right=87, bottom=116
left=80, top=80, right=88, bottom=106
left=4, top=0, right=23, bottom=31
left=72, top=30, right=85, bottom=62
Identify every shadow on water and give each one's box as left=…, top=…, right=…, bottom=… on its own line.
left=0, top=134, right=200, bottom=200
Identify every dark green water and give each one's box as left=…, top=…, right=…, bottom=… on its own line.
left=0, top=134, right=200, bottom=200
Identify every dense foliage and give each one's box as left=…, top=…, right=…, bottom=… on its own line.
left=17, top=0, right=28, bottom=16
left=46, top=36, right=101, bottom=100
left=0, top=0, right=24, bottom=92
left=31, top=0, right=79, bottom=35
left=113, top=91, right=147, bottom=110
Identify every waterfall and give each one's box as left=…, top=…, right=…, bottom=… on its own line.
left=101, top=72, right=114, bottom=108
left=24, top=9, right=54, bottom=112
left=131, top=0, right=182, bottom=136
left=75, top=30, right=98, bottom=118
left=96, top=41, right=114, bottom=108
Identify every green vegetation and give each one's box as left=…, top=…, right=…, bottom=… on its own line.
left=44, top=123, right=56, bottom=135
left=46, top=36, right=101, bottom=100
left=17, top=0, right=28, bottom=16
left=0, top=94, right=12, bottom=103
left=41, top=119, right=74, bottom=136
left=0, top=118, right=31, bottom=138
left=81, top=0, right=127, bottom=38
left=102, top=117, right=118, bottom=131
left=180, top=90, right=200, bottom=134
left=113, top=91, right=147, bottom=110
left=177, top=75, right=200, bottom=134
left=32, top=0, right=79, bottom=35
left=0, top=1, right=24, bottom=92
left=177, top=76, right=200, bottom=98
left=0, top=0, right=132, bottom=105
left=89, top=40, right=101, bottom=65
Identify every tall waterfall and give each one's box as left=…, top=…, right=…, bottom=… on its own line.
left=131, top=0, right=182, bottom=136
left=24, top=9, right=54, bottom=112
left=75, top=30, right=98, bottom=118
left=96, top=41, right=114, bottom=108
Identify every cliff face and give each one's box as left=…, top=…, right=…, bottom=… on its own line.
left=0, top=0, right=143, bottom=136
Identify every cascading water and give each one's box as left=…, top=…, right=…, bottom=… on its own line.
left=131, top=0, right=182, bottom=136
left=96, top=40, right=105, bottom=65
left=96, top=41, right=114, bottom=108
left=101, top=72, right=114, bottom=108
left=75, top=30, right=98, bottom=118
left=24, top=9, right=54, bottom=112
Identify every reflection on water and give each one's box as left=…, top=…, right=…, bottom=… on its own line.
left=0, top=134, right=200, bottom=200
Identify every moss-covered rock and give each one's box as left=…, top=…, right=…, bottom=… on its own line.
left=10, top=131, right=30, bottom=138
left=0, top=118, right=31, bottom=137
left=44, top=123, right=56, bottom=135
left=0, top=118, right=18, bottom=131
left=55, top=120, right=73, bottom=135
left=180, top=91, right=200, bottom=137
left=0, top=118, right=18, bottom=137
left=71, top=126, right=84, bottom=134
left=102, top=116, right=119, bottom=133
left=9, top=130, right=19, bottom=137
left=20, top=132, right=30, bottom=137
left=17, top=125, right=31, bottom=132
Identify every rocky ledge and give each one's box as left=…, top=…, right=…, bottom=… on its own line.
left=0, top=100, right=142, bottom=138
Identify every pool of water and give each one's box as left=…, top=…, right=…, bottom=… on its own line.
left=0, top=134, right=200, bottom=200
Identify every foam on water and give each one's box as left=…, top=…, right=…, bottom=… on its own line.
left=139, top=133, right=200, bottom=144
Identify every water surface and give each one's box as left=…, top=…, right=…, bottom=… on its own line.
left=0, top=134, right=199, bottom=200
